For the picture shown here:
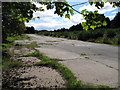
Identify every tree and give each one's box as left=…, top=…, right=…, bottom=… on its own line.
left=104, top=17, right=111, bottom=28
left=2, top=2, right=39, bottom=42
left=111, top=12, right=120, bottom=28
left=25, top=26, right=35, bottom=34
left=2, top=1, right=120, bottom=42
left=69, top=23, right=83, bottom=31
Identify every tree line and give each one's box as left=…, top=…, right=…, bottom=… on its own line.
left=37, top=12, right=120, bottom=45
left=2, top=1, right=120, bottom=43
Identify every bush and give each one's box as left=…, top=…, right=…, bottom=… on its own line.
left=37, top=28, right=120, bottom=46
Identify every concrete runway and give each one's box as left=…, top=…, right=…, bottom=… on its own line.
left=27, top=34, right=119, bottom=87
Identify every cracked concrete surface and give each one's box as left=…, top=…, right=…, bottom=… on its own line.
left=35, top=47, right=80, bottom=60
left=27, top=34, right=118, bottom=87
left=3, top=38, right=66, bottom=89
left=59, top=58, right=118, bottom=87
left=3, top=34, right=118, bottom=88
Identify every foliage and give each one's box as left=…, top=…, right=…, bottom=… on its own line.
left=25, top=42, right=38, bottom=48
left=37, top=28, right=120, bottom=46
left=8, top=62, right=23, bottom=68
left=36, top=12, right=120, bottom=46
left=2, top=2, right=38, bottom=42
left=69, top=23, right=83, bottom=31
left=2, top=35, right=29, bottom=70
left=25, top=26, right=36, bottom=34
left=81, top=10, right=107, bottom=30
left=39, top=1, right=74, bottom=18
left=81, top=1, right=120, bottom=30
left=111, top=12, right=120, bottom=28
left=2, top=1, right=120, bottom=42
left=2, top=45, right=23, bottom=71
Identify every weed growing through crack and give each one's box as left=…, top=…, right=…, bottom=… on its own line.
left=80, top=53, right=87, bottom=56
left=26, top=42, right=38, bottom=48
left=2, top=60, right=23, bottom=70
left=14, top=42, right=38, bottom=48
left=46, top=41, right=60, bottom=42
left=8, top=62, right=23, bottom=68
left=39, top=43, right=53, bottom=45
left=93, top=54, right=102, bottom=56
left=72, top=43, right=75, bottom=46
left=24, top=50, right=110, bottom=89
left=85, top=57, right=90, bottom=59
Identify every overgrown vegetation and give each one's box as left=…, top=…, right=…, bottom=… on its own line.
left=36, top=12, right=120, bottom=46
left=24, top=50, right=110, bottom=89
left=2, top=35, right=29, bottom=70
left=37, top=28, right=120, bottom=46
left=2, top=47, right=23, bottom=71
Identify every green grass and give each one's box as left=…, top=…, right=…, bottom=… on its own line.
left=24, top=50, right=78, bottom=88
left=93, top=54, right=102, bottom=56
left=23, top=34, right=31, bottom=40
left=6, top=34, right=30, bottom=43
left=37, top=28, right=120, bottom=46
left=2, top=35, right=29, bottom=71
left=14, top=42, right=38, bottom=49
left=8, top=62, right=23, bottom=68
left=39, top=43, right=53, bottom=45
left=25, top=42, right=38, bottom=48
left=2, top=44, right=24, bottom=71
left=23, top=50, right=110, bottom=89
left=46, top=40, right=60, bottom=42
left=2, top=34, right=31, bottom=49
left=85, top=57, right=90, bottom=59
left=2, top=56, right=23, bottom=71
left=80, top=53, right=87, bottom=56
left=23, top=50, right=62, bottom=61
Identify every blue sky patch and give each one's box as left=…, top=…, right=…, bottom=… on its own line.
left=25, top=2, right=118, bottom=31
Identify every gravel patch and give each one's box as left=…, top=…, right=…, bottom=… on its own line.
left=14, top=40, right=33, bottom=44
left=14, top=47, right=35, bottom=56
left=17, top=57, right=41, bottom=65
left=3, top=66, right=65, bottom=89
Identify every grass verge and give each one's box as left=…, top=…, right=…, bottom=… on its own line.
left=2, top=50, right=23, bottom=71
left=13, top=41, right=38, bottom=50
left=23, top=50, right=110, bottom=89
left=2, top=35, right=29, bottom=71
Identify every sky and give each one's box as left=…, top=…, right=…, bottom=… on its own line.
left=25, top=1, right=118, bottom=31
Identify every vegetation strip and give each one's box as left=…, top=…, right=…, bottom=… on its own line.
left=2, top=35, right=29, bottom=71
left=2, top=35, right=111, bottom=89
left=37, top=28, right=120, bottom=46
left=23, top=50, right=110, bottom=89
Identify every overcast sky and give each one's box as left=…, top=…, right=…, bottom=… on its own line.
left=25, top=1, right=118, bottom=31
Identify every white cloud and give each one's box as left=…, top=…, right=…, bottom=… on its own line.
left=26, top=2, right=117, bottom=30
left=25, top=21, right=73, bottom=31
left=25, top=3, right=85, bottom=30
left=33, top=5, right=59, bottom=18
left=112, top=11, right=117, bottom=14
left=79, top=2, right=117, bottom=14
left=69, top=14, right=85, bottom=24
